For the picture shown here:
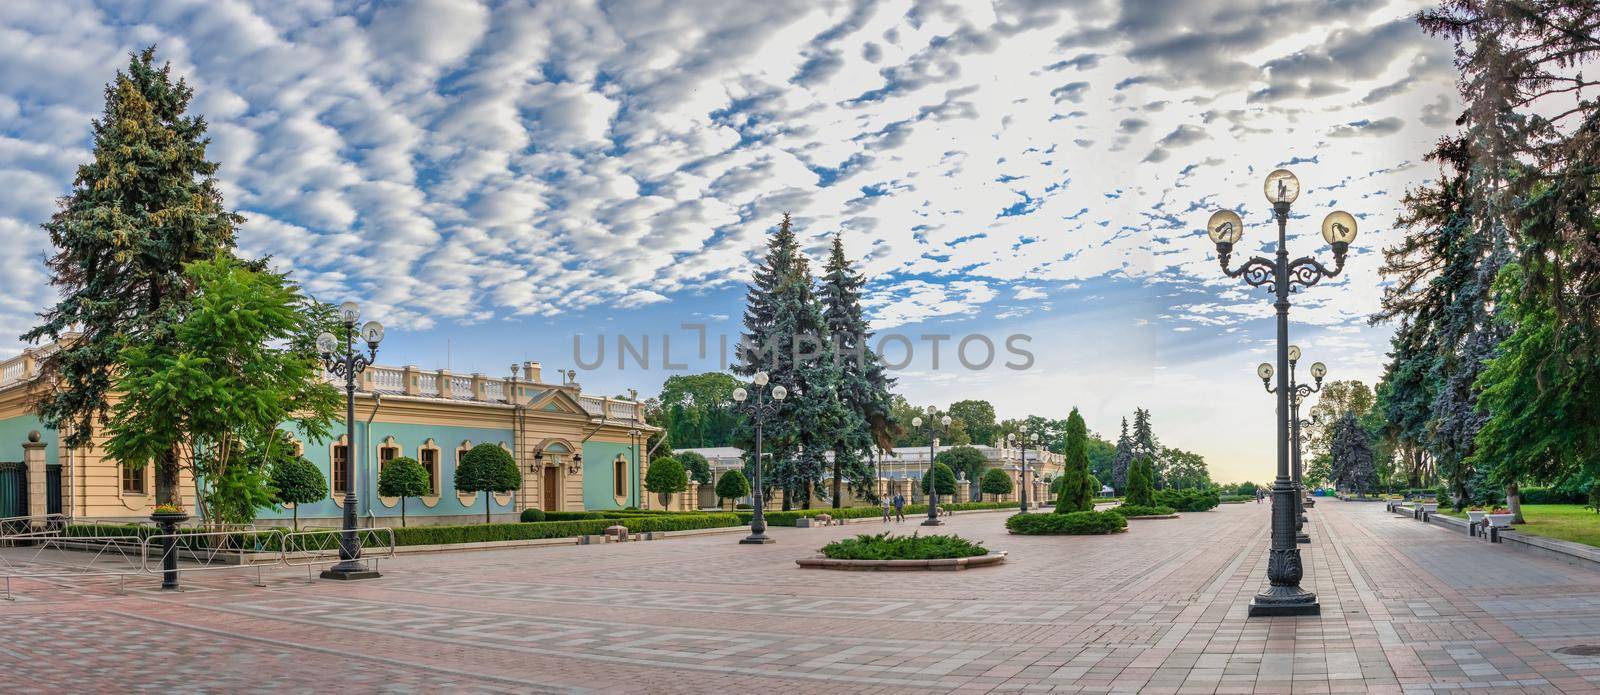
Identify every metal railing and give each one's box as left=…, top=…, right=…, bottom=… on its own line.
left=282, top=527, right=396, bottom=580
left=0, top=513, right=69, bottom=541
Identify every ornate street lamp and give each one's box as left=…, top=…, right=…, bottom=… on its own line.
left=1208, top=168, right=1357, bottom=617
left=731, top=371, right=786, bottom=544
left=912, top=407, right=952, bottom=526
left=1258, top=347, right=1325, bottom=544
left=1007, top=431, right=1040, bottom=512
left=316, top=301, right=384, bottom=580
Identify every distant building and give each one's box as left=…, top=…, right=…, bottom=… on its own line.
left=0, top=342, right=659, bottom=526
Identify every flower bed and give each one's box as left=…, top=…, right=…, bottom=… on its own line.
left=819, top=532, right=988, bottom=560
left=1005, top=510, right=1126, bottom=535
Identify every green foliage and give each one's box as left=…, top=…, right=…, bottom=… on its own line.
left=656, top=372, right=744, bottom=449
left=979, top=467, right=1013, bottom=500
left=520, top=508, right=546, bottom=522
left=644, top=456, right=689, bottom=506
left=820, top=532, right=988, bottom=560
left=735, top=500, right=1018, bottom=526
left=1159, top=447, right=1211, bottom=489
left=455, top=444, right=521, bottom=523
left=267, top=442, right=325, bottom=531
left=1005, top=510, right=1126, bottom=535
left=935, top=445, right=989, bottom=484
left=103, top=256, right=341, bottom=527
left=1055, top=408, right=1095, bottom=513
left=1108, top=504, right=1175, bottom=517
left=676, top=451, right=714, bottom=485
left=921, top=462, right=958, bottom=496
left=1125, top=456, right=1156, bottom=506
left=378, top=456, right=430, bottom=527
left=947, top=400, right=997, bottom=445
left=715, top=469, right=750, bottom=507
left=1153, top=488, right=1220, bottom=512
left=25, top=48, right=242, bottom=491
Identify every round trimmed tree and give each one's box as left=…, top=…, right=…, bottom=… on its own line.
left=921, top=462, right=958, bottom=498
left=714, top=469, right=750, bottom=510
left=979, top=467, right=1013, bottom=502
left=645, top=456, right=689, bottom=507
left=456, top=444, right=521, bottom=524
left=269, top=453, right=325, bottom=531
left=377, top=456, right=430, bottom=527
left=677, top=451, right=713, bottom=486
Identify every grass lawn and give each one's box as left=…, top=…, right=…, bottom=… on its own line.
left=1440, top=504, right=1600, bottom=547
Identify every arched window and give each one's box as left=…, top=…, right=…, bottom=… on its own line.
left=378, top=438, right=400, bottom=471
left=331, top=438, right=350, bottom=494
left=614, top=455, right=627, bottom=498
left=418, top=439, right=440, bottom=495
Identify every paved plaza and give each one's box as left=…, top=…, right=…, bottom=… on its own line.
left=4, top=500, right=1600, bottom=694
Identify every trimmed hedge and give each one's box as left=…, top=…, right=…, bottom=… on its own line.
left=1153, top=488, right=1220, bottom=512
left=1520, top=487, right=1589, bottom=505
left=821, top=532, right=988, bottom=560
left=735, top=500, right=1021, bottom=527
left=1005, top=510, right=1126, bottom=535
left=519, top=508, right=546, bottom=522
left=1108, top=504, right=1175, bottom=517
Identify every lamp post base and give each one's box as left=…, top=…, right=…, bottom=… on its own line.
left=1248, top=588, right=1320, bottom=617
left=921, top=518, right=944, bottom=526
left=739, top=535, right=776, bottom=545
left=1296, top=533, right=1311, bottom=544
left=320, top=566, right=381, bottom=581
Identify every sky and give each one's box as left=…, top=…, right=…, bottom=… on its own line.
left=0, top=0, right=1461, bottom=483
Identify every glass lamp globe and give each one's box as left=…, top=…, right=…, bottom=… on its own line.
left=1288, top=345, right=1301, bottom=363
left=338, top=301, right=361, bottom=324
left=1310, top=362, right=1328, bottom=380
left=1264, top=169, right=1300, bottom=204
left=941, top=415, right=952, bottom=427
left=753, top=371, right=769, bottom=386
left=316, top=332, right=338, bottom=354
left=361, top=321, right=384, bottom=346
left=1007, top=432, right=1016, bottom=444
left=912, top=416, right=923, bottom=428
left=1206, top=209, right=1244, bottom=248
left=1321, top=211, right=1358, bottom=248
left=731, top=387, right=748, bottom=402
left=771, top=385, right=788, bottom=401
left=925, top=405, right=937, bottom=415
left=1257, top=362, right=1274, bottom=381
left=1030, top=433, right=1039, bottom=443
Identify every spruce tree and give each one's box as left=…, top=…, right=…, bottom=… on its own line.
left=1055, top=408, right=1094, bottom=513
left=1125, top=456, right=1155, bottom=506
left=819, top=234, right=894, bottom=506
left=1111, top=417, right=1134, bottom=492
left=1131, top=408, right=1161, bottom=486
left=25, top=47, right=241, bottom=505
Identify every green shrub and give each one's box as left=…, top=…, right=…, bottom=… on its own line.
left=1125, top=456, right=1155, bottom=506
left=1153, top=488, right=1219, bottom=512
left=1055, top=408, right=1095, bottom=513
left=1005, top=510, right=1126, bottom=535
left=644, top=456, right=689, bottom=506
left=1108, top=504, right=1175, bottom=517
left=1219, top=494, right=1253, bottom=503
left=268, top=449, right=326, bottom=531
left=456, top=444, right=521, bottom=524
left=1520, top=487, right=1589, bottom=504
left=519, top=508, right=546, bottom=522
left=820, top=532, right=988, bottom=560
left=920, top=462, right=958, bottom=496
left=733, top=500, right=1020, bottom=526
left=377, top=456, right=431, bottom=527
left=979, top=467, right=1013, bottom=501
left=715, top=469, right=750, bottom=509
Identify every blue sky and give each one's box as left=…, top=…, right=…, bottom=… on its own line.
left=0, top=0, right=1459, bottom=482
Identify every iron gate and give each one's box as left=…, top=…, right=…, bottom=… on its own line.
left=46, top=465, right=61, bottom=515
left=0, top=462, right=25, bottom=519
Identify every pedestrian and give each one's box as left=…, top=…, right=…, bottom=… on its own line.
left=1255, top=488, right=1264, bottom=504
left=881, top=495, right=891, bottom=523
left=892, top=493, right=905, bottom=522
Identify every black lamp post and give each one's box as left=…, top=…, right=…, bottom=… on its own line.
left=732, top=371, right=786, bottom=544
left=1007, top=431, right=1039, bottom=512
left=1298, top=415, right=1318, bottom=508
left=913, top=407, right=951, bottom=526
left=1208, top=168, right=1357, bottom=617
left=315, top=301, right=384, bottom=580
left=1258, top=347, right=1325, bottom=544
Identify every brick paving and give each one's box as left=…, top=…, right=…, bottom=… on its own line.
left=3, top=499, right=1599, bottom=693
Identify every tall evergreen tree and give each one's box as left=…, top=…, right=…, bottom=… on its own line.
left=819, top=234, right=894, bottom=507
left=1331, top=412, right=1377, bottom=496
left=1055, top=408, right=1094, bottom=513
left=1111, top=417, right=1134, bottom=492
left=1131, top=408, right=1160, bottom=485
left=25, top=47, right=241, bottom=505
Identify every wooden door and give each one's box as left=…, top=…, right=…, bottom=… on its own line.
left=542, top=469, right=559, bottom=511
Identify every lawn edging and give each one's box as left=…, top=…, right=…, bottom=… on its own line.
left=796, top=551, right=1007, bottom=571
left=1421, top=507, right=1600, bottom=569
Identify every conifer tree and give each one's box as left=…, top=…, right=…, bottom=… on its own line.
left=1054, top=408, right=1094, bottom=513
left=1125, top=456, right=1155, bottom=506
left=1111, top=417, right=1134, bottom=492
left=819, top=234, right=894, bottom=506
left=1131, top=408, right=1161, bottom=486
left=25, top=47, right=241, bottom=505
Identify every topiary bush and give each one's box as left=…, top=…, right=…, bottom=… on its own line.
left=644, top=456, right=689, bottom=507
left=377, top=456, right=430, bottom=527
left=520, top=508, right=546, bottom=522
left=456, top=444, right=522, bottom=524
left=1153, top=488, right=1220, bottom=512
left=979, top=467, right=1013, bottom=501
left=820, top=532, right=988, bottom=560
left=715, top=469, right=751, bottom=510
left=1005, top=510, right=1126, bottom=535
left=1108, top=503, right=1175, bottom=517
left=268, top=450, right=326, bottom=532
left=921, top=462, right=958, bottom=496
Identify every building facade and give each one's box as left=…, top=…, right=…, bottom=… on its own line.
left=677, top=442, right=1063, bottom=509
left=0, top=344, right=659, bottom=526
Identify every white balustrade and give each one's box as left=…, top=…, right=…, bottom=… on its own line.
left=484, top=381, right=506, bottom=401
left=369, top=366, right=405, bottom=392
left=416, top=372, right=440, bottom=394
left=450, top=375, right=473, bottom=399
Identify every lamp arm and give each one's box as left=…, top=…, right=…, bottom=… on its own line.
left=1286, top=254, right=1344, bottom=292
left=1222, top=254, right=1277, bottom=290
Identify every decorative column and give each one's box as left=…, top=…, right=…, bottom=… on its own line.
left=23, top=432, right=47, bottom=519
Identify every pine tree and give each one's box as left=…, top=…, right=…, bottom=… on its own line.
left=819, top=234, right=894, bottom=506
left=1111, top=417, right=1134, bottom=492
left=1125, top=456, right=1155, bottom=506
left=1131, top=408, right=1161, bottom=486
left=1331, top=413, right=1377, bottom=497
left=24, top=47, right=241, bottom=505
left=1055, top=408, right=1094, bottom=513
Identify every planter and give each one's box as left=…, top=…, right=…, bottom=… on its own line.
left=1418, top=502, right=1438, bottom=513
left=1466, top=510, right=1487, bottom=524
left=149, top=511, right=191, bottom=591
left=1485, top=513, right=1514, bottom=529
left=796, top=551, right=1006, bottom=571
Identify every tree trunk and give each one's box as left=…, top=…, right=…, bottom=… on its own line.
left=1507, top=482, right=1523, bottom=524
left=156, top=447, right=181, bottom=506
left=485, top=492, right=492, bottom=525
left=401, top=497, right=407, bottom=527
left=292, top=506, right=299, bottom=532
left=832, top=456, right=842, bottom=509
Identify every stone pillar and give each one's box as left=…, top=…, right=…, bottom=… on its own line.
left=403, top=365, right=420, bottom=396
left=23, top=432, right=47, bottom=519
left=471, top=373, right=487, bottom=401
left=955, top=480, right=970, bottom=506
left=435, top=369, right=452, bottom=398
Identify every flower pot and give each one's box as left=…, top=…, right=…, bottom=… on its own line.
left=1485, top=513, right=1513, bottom=529
left=1420, top=503, right=1438, bottom=513
left=1466, top=510, right=1486, bottom=524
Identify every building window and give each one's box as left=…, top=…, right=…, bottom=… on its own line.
left=419, top=447, right=439, bottom=495
left=121, top=464, right=146, bottom=495
left=378, top=443, right=399, bottom=469
left=332, top=443, right=349, bottom=494
left=614, top=456, right=627, bottom=498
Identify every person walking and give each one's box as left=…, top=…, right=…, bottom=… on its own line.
left=892, top=492, right=906, bottom=522
left=881, top=495, right=891, bottom=523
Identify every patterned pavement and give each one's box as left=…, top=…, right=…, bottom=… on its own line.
left=3, top=499, right=1599, bottom=693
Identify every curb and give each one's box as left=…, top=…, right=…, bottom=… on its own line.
left=796, top=551, right=1007, bottom=571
